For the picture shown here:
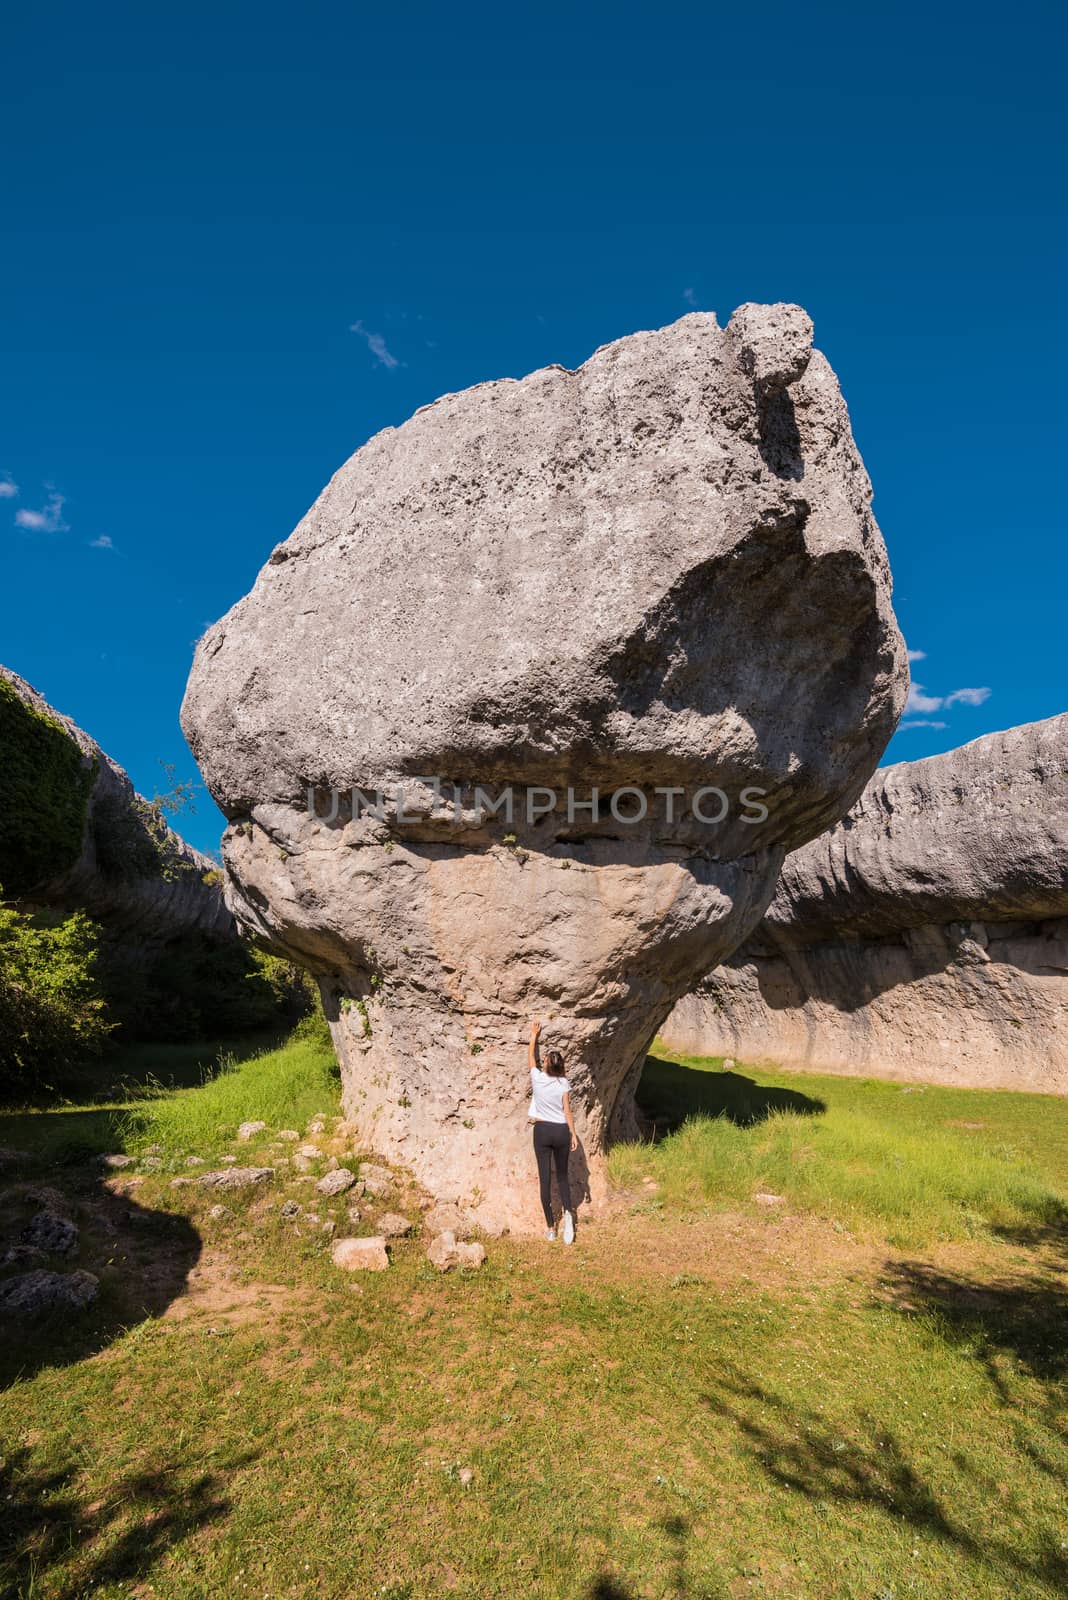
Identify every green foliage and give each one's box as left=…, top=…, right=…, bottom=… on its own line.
left=0, top=677, right=94, bottom=895
left=0, top=896, right=112, bottom=1087
left=103, top=936, right=317, bottom=1043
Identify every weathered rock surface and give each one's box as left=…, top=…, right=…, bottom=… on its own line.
left=316, top=1168, right=358, bottom=1196
left=1, top=665, right=233, bottom=942
left=20, top=1210, right=79, bottom=1256
left=427, top=1231, right=486, bottom=1272
left=332, top=1235, right=390, bottom=1272
left=182, top=305, right=906, bottom=1228
left=196, top=1166, right=275, bottom=1190
left=0, top=1268, right=99, bottom=1318
left=664, top=716, right=1068, bottom=1091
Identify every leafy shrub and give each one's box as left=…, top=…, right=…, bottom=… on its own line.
left=102, top=935, right=318, bottom=1042
left=0, top=897, right=112, bottom=1088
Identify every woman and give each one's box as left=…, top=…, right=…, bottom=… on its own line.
left=528, top=1019, right=577, bottom=1243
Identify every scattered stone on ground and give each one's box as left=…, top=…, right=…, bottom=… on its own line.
left=170, top=1177, right=194, bottom=1189
left=185, top=1155, right=205, bottom=1167
left=1, top=1245, right=48, bottom=1272
left=277, top=1130, right=300, bottom=1141
left=321, top=1220, right=335, bottom=1236
left=208, top=1204, right=234, bottom=1221
left=237, top=1121, right=267, bottom=1141
left=458, top=1468, right=474, bottom=1488
left=346, top=1204, right=362, bottom=1224
left=324, top=1155, right=339, bottom=1172
left=721, top=1058, right=736, bottom=1070
left=197, top=1167, right=274, bottom=1190
left=98, top=1153, right=133, bottom=1170
left=753, top=1192, right=786, bottom=1206
left=316, top=1168, right=357, bottom=1197
left=427, top=1231, right=486, bottom=1272
left=332, top=1236, right=389, bottom=1272
left=279, top=1200, right=301, bottom=1219
left=359, top=1164, right=394, bottom=1199
left=0, top=1268, right=99, bottom=1318
left=20, top=1211, right=79, bottom=1256
left=143, top=1144, right=162, bottom=1155
left=306, top=1116, right=327, bottom=1135
left=141, top=1156, right=162, bottom=1170
left=376, top=1212, right=413, bottom=1239
left=424, top=1203, right=466, bottom=1236
left=296, top=1144, right=319, bottom=1158
left=219, top=1154, right=238, bottom=1165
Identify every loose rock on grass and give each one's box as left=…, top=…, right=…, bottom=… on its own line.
left=332, top=1236, right=389, bottom=1272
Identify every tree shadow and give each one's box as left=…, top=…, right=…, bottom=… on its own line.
left=635, top=1053, right=825, bottom=1138
left=0, top=1442, right=249, bottom=1599
left=0, top=1131, right=201, bottom=1389
left=699, top=1362, right=1068, bottom=1593
left=585, top=1514, right=726, bottom=1599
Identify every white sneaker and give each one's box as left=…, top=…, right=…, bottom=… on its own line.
left=562, top=1211, right=575, bottom=1245
left=545, top=1227, right=556, bottom=1242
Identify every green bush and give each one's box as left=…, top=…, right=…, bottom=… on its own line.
left=0, top=897, right=112, bottom=1088
left=102, top=935, right=318, bottom=1043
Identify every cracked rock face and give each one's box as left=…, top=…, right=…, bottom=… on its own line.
left=182, top=305, right=906, bottom=1228
left=664, top=716, right=1068, bottom=1091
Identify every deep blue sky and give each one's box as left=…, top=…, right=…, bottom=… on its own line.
left=3, top=0, right=1065, bottom=856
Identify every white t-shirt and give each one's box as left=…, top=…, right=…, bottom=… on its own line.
left=529, top=1066, right=571, bottom=1123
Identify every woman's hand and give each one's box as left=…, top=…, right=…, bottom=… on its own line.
left=530, top=1019, right=542, bottom=1041
left=570, top=1134, right=578, bottom=1153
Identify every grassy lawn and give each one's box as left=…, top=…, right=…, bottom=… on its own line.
left=2, top=1036, right=1067, bottom=1599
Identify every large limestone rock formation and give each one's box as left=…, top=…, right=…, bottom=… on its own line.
left=663, top=716, right=1068, bottom=1092
left=1, top=666, right=232, bottom=942
left=182, top=305, right=907, bottom=1227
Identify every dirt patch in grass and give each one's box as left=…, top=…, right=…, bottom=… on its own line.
left=161, top=1247, right=314, bottom=1326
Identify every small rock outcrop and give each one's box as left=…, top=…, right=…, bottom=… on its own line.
left=0, top=1268, right=99, bottom=1319
left=182, top=305, right=907, bottom=1227
left=1, top=665, right=233, bottom=942
left=427, top=1231, right=487, bottom=1272
left=332, top=1236, right=389, bottom=1272
left=664, top=716, right=1068, bottom=1091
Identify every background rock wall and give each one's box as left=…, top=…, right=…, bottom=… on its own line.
left=663, top=716, right=1068, bottom=1091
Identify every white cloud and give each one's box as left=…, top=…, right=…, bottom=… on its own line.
left=906, top=648, right=926, bottom=662
left=900, top=718, right=948, bottom=730
left=349, top=320, right=400, bottom=369
left=0, top=475, right=17, bottom=499
left=15, top=491, right=68, bottom=533
left=683, top=287, right=699, bottom=308
left=904, top=683, right=944, bottom=715
left=945, top=686, right=991, bottom=707
left=89, top=534, right=114, bottom=550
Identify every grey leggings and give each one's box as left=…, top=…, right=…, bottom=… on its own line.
left=533, top=1120, right=572, bottom=1226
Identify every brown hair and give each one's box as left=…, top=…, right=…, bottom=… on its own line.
left=545, top=1049, right=566, bottom=1077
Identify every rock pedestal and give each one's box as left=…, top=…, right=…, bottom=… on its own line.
left=182, top=305, right=906, bottom=1228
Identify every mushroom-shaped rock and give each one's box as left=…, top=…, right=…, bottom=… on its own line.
left=182, top=306, right=906, bottom=1230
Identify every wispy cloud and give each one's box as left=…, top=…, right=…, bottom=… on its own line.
left=89, top=534, right=114, bottom=550
left=900, top=718, right=948, bottom=730
left=903, top=673, right=991, bottom=719
left=683, top=287, right=699, bottom=308
left=944, top=686, right=991, bottom=707
left=0, top=475, right=17, bottom=499
left=906, top=648, right=926, bottom=662
left=904, top=683, right=944, bottom=715
left=15, top=491, right=68, bottom=533
left=349, top=320, right=400, bottom=369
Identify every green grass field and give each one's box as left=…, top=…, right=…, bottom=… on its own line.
left=2, top=1036, right=1066, bottom=1599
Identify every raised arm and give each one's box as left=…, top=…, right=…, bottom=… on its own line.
left=528, top=1018, right=541, bottom=1073
left=563, top=1091, right=577, bottom=1152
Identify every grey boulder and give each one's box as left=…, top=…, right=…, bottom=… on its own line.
left=182, top=305, right=906, bottom=1228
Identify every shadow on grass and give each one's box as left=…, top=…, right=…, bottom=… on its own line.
left=0, top=1135, right=201, bottom=1389
left=635, top=1054, right=825, bottom=1137
left=586, top=1515, right=725, bottom=1599
left=0, top=1444, right=248, bottom=1600
left=700, top=1364, right=1068, bottom=1593
left=879, top=1211, right=1068, bottom=1388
